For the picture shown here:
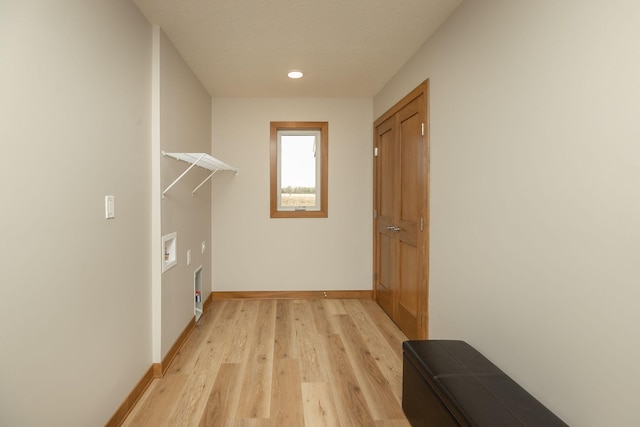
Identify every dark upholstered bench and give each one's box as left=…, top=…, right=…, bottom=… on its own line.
left=402, top=340, right=568, bottom=427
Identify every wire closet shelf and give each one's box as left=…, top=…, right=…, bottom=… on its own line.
left=162, top=152, right=238, bottom=197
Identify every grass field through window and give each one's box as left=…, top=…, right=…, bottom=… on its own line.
left=280, top=193, right=316, bottom=207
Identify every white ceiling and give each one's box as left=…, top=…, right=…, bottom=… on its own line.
left=133, top=0, right=463, bottom=98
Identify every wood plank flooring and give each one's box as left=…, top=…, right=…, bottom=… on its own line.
left=122, top=298, right=410, bottom=427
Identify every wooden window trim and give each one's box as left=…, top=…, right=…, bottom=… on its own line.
left=270, top=121, right=328, bottom=218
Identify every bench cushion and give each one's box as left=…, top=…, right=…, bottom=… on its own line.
left=402, top=340, right=568, bottom=427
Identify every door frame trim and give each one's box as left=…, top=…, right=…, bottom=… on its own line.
left=374, top=80, right=429, bottom=127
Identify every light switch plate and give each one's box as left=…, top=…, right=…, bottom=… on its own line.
left=187, top=249, right=191, bottom=266
left=201, top=241, right=206, bottom=254
left=105, top=195, right=115, bottom=219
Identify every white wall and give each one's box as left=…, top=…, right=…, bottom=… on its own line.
left=211, top=98, right=373, bottom=292
left=375, top=1, right=640, bottom=425
left=0, top=1, right=152, bottom=425
left=157, top=30, right=213, bottom=359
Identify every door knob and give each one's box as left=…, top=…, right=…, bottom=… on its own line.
left=386, top=225, right=401, bottom=232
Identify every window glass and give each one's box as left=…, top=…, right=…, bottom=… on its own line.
left=270, top=122, right=328, bottom=218
left=278, top=131, right=320, bottom=210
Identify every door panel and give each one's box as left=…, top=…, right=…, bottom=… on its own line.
left=397, top=241, right=419, bottom=338
left=396, top=97, right=423, bottom=338
left=377, top=233, right=395, bottom=317
left=373, top=82, right=428, bottom=340
left=378, top=120, right=395, bottom=219
left=375, top=116, right=397, bottom=319
left=400, top=101, right=421, bottom=223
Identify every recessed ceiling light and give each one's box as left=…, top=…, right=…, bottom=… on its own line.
left=287, top=70, right=304, bottom=79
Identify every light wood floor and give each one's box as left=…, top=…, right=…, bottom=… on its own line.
left=122, top=298, right=410, bottom=427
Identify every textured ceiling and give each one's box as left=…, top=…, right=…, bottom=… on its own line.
left=133, top=0, right=463, bottom=97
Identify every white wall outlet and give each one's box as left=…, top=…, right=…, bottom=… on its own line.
left=105, top=195, right=115, bottom=219
left=201, top=241, right=206, bottom=254
left=187, top=249, right=191, bottom=266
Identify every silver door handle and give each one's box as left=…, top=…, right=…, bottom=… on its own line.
left=386, top=225, right=401, bottom=232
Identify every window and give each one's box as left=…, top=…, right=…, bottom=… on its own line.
left=270, top=121, right=328, bottom=218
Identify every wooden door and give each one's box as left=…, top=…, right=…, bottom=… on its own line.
left=375, top=115, right=397, bottom=319
left=374, top=82, right=428, bottom=340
